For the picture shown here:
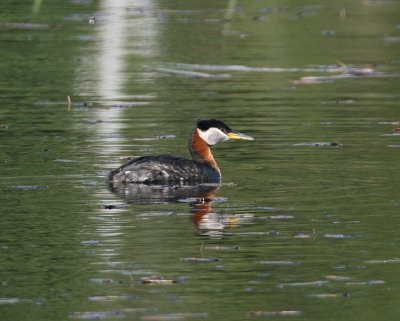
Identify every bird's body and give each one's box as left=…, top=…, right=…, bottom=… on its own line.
left=107, top=155, right=220, bottom=184
left=107, top=119, right=253, bottom=185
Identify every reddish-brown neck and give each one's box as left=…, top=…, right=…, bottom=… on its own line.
left=189, top=129, right=220, bottom=174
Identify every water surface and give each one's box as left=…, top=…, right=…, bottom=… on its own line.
left=1, top=1, right=400, bottom=320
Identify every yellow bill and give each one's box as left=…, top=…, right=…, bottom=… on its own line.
left=227, top=131, right=254, bottom=141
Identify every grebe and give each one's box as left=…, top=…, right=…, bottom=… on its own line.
left=107, top=119, right=254, bottom=184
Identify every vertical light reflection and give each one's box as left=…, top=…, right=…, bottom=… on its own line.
left=92, top=0, right=131, bottom=159
left=77, top=0, right=160, bottom=273
left=91, top=0, right=160, bottom=157
left=96, top=0, right=160, bottom=101
left=97, top=4, right=127, bottom=100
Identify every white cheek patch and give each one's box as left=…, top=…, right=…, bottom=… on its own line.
left=198, top=128, right=229, bottom=145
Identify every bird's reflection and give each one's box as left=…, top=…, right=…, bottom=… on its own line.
left=190, top=196, right=254, bottom=238
left=107, top=182, right=253, bottom=237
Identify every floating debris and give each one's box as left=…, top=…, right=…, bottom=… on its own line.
left=98, top=269, right=156, bottom=276
left=277, top=280, right=329, bottom=288
left=365, top=258, right=400, bottom=264
left=81, top=240, right=101, bottom=246
left=8, top=185, right=48, bottom=190
left=137, top=211, right=173, bottom=218
left=377, top=121, right=400, bottom=125
left=258, top=260, right=299, bottom=266
left=141, top=276, right=177, bottom=285
left=293, top=76, right=335, bottom=85
left=256, top=206, right=277, bottom=211
left=258, top=215, right=295, bottom=220
left=333, top=220, right=360, bottom=225
left=39, top=99, right=142, bottom=109
left=346, top=280, right=385, bottom=286
left=157, top=67, right=231, bottom=79
left=69, top=311, right=118, bottom=320
left=142, top=279, right=177, bottom=285
left=69, top=308, right=154, bottom=320
left=291, top=142, right=341, bottom=147
left=88, top=16, right=96, bottom=24
left=323, top=234, right=353, bottom=239
left=321, top=30, right=336, bottom=37
left=157, top=135, right=176, bottom=140
left=381, top=132, right=400, bottom=136
left=231, top=231, right=279, bottom=236
left=107, top=102, right=135, bottom=108
left=222, top=30, right=246, bottom=38
left=383, top=34, right=400, bottom=43
left=89, top=278, right=123, bottom=285
left=346, top=67, right=375, bottom=76
left=35, top=100, right=94, bottom=107
left=102, top=204, right=125, bottom=210
left=203, top=245, right=240, bottom=251
left=310, top=293, right=350, bottom=299
left=250, top=310, right=302, bottom=317
left=321, top=98, right=355, bottom=105
left=293, top=66, right=375, bottom=85
left=294, top=233, right=311, bottom=239
left=0, top=298, right=23, bottom=305
left=182, top=257, right=221, bottom=263
left=325, top=275, right=352, bottom=281
left=141, top=313, right=208, bottom=321
left=161, top=62, right=354, bottom=73
left=88, top=295, right=136, bottom=302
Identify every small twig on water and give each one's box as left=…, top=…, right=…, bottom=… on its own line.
left=129, top=274, right=134, bottom=288
left=67, top=95, right=72, bottom=111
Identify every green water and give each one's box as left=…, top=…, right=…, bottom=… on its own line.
left=1, top=1, right=400, bottom=320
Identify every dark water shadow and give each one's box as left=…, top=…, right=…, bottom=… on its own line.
left=107, top=181, right=221, bottom=205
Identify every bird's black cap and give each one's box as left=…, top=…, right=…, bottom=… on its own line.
left=196, top=119, right=232, bottom=133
